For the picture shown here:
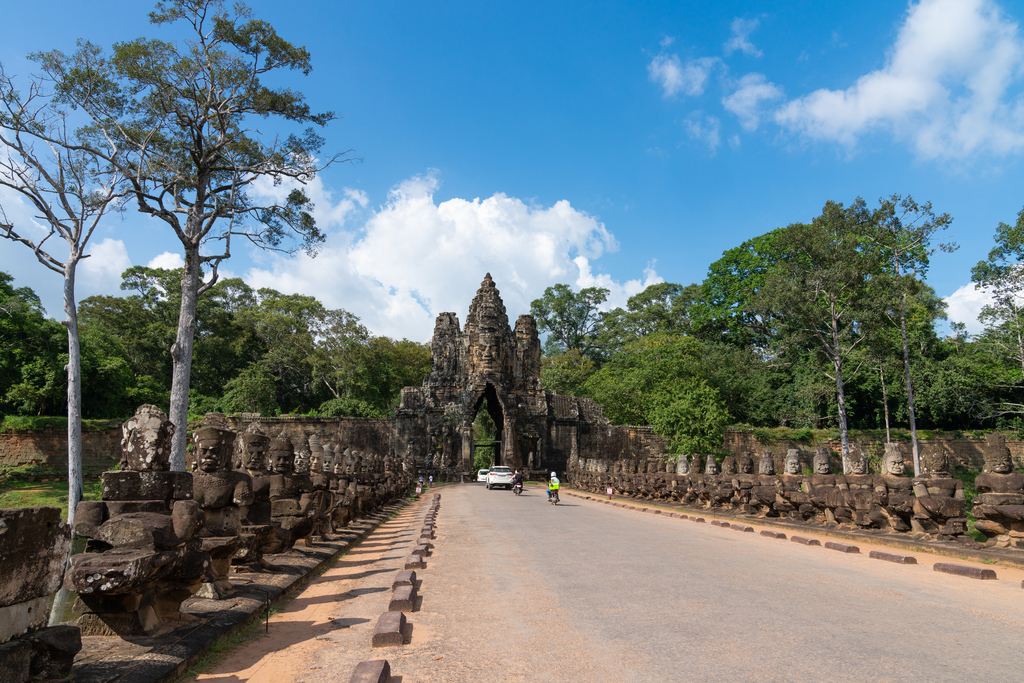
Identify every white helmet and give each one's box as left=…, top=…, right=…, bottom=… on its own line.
left=550, top=472, right=557, bottom=478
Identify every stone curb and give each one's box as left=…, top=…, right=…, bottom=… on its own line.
left=791, top=536, right=821, bottom=546
left=732, top=525, right=754, bottom=533
left=692, top=517, right=706, bottom=523
left=711, top=520, right=729, bottom=528
left=869, top=551, right=917, bottom=565
left=349, top=659, right=392, bottom=683
left=933, top=563, right=997, bottom=580
left=824, top=541, right=860, bottom=554
left=761, top=530, right=787, bottom=540
left=392, top=570, right=416, bottom=589
left=405, top=553, right=425, bottom=570
left=413, top=543, right=431, bottom=557
left=388, top=584, right=417, bottom=612
left=371, top=611, right=407, bottom=648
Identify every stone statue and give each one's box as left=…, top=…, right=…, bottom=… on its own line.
left=239, top=422, right=270, bottom=476
left=675, top=455, right=691, bottom=475
left=294, top=433, right=311, bottom=475
left=972, top=433, right=1024, bottom=548
left=731, top=452, right=756, bottom=513
left=878, top=442, right=914, bottom=532
left=66, top=404, right=206, bottom=636
left=758, top=450, right=775, bottom=475
left=704, top=454, right=719, bottom=475
left=910, top=444, right=967, bottom=540
left=192, top=415, right=253, bottom=598
left=774, top=449, right=812, bottom=520
left=266, top=433, right=315, bottom=551
left=751, top=449, right=778, bottom=517
left=806, top=446, right=844, bottom=525
left=839, top=444, right=887, bottom=529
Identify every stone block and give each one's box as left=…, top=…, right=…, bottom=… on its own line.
left=271, top=499, right=303, bottom=516
left=824, top=541, right=860, bottom=554
left=678, top=514, right=688, bottom=519
left=372, top=611, right=407, bottom=647
left=413, top=544, right=431, bottom=557
left=731, top=525, right=754, bottom=533
left=101, top=471, right=192, bottom=501
left=692, top=517, right=705, bottom=523
left=24, top=625, right=81, bottom=680
left=711, top=520, right=729, bottom=527
left=0, top=508, right=71, bottom=607
left=392, top=571, right=415, bottom=589
left=0, top=639, right=31, bottom=683
left=350, top=659, right=392, bottom=683
left=404, top=554, right=425, bottom=570
left=388, top=584, right=417, bottom=612
left=0, top=597, right=49, bottom=644
left=869, top=551, right=917, bottom=565
left=72, top=500, right=109, bottom=538
left=933, top=563, right=997, bottom=580
left=790, top=536, right=821, bottom=546
left=760, top=530, right=787, bottom=540
left=95, top=512, right=179, bottom=550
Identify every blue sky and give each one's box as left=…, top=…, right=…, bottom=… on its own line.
left=2, top=0, right=1023, bottom=341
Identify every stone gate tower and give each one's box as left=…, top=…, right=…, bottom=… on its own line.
left=394, top=274, right=605, bottom=474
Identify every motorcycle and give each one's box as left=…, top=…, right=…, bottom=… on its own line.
left=513, top=481, right=523, bottom=496
left=548, top=489, right=559, bottom=505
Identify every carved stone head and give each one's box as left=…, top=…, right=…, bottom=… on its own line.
left=676, top=455, right=691, bottom=475
left=704, top=455, right=719, bottom=475
left=921, top=443, right=950, bottom=475
left=848, top=444, right=867, bottom=475
left=737, top=453, right=754, bottom=474
left=308, top=434, right=323, bottom=473
left=240, top=422, right=270, bottom=472
left=268, top=433, right=295, bottom=475
left=690, top=454, right=702, bottom=474
left=784, top=449, right=801, bottom=475
left=813, top=447, right=832, bottom=474
left=759, top=450, right=775, bottom=475
left=120, top=404, right=175, bottom=471
left=322, top=443, right=336, bottom=473
left=333, top=456, right=346, bottom=475
left=721, top=456, right=738, bottom=475
left=194, top=414, right=235, bottom=473
left=883, top=442, right=905, bottom=476
left=983, top=433, right=1014, bottom=474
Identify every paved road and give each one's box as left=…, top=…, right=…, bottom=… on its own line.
left=289, top=483, right=1024, bottom=682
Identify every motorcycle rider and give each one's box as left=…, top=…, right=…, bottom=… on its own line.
left=548, top=471, right=560, bottom=502
left=512, top=469, right=524, bottom=492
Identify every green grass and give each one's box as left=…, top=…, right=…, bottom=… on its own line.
left=0, top=415, right=122, bottom=433
left=0, top=478, right=101, bottom=519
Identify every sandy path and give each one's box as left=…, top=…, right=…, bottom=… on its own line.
left=191, top=500, right=424, bottom=683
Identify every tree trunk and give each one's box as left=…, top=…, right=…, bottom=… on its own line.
left=898, top=294, right=921, bottom=476
left=63, top=260, right=83, bottom=529
left=168, top=244, right=201, bottom=471
left=835, top=359, right=851, bottom=474
left=879, top=364, right=891, bottom=444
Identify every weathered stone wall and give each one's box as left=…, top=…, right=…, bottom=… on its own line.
left=0, top=427, right=122, bottom=475
left=221, top=415, right=394, bottom=455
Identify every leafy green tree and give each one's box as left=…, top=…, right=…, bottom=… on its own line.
left=754, top=199, right=879, bottom=472
left=540, top=349, right=596, bottom=397
left=35, top=0, right=348, bottom=469
left=530, top=284, right=609, bottom=358
left=866, top=194, right=954, bottom=474
left=649, top=381, right=730, bottom=457
left=0, top=274, right=67, bottom=417
left=596, top=282, right=703, bottom=356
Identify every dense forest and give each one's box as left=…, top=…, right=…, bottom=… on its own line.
left=4, top=197, right=1024, bottom=452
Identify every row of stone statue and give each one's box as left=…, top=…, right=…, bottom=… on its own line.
left=63, top=405, right=414, bottom=638
left=570, top=435, right=1024, bottom=550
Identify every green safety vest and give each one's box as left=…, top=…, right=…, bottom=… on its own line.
left=549, top=480, right=560, bottom=490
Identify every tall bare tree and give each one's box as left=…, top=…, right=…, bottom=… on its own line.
left=0, top=66, right=128, bottom=523
left=34, top=0, right=348, bottom=469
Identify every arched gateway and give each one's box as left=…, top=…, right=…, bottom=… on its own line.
left=394, top=274, right=607, bottom=476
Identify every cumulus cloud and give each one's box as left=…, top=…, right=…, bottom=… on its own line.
left=682, top=112, right=722, bottom=151
left=775, top=0, right=1024, bottom=158
left=944, top=281, right=995, bottom=334
left=147, top=252, right=185, bottom=270
left=648, top=54, right=720, bottom=98
left=79, top=237, right=131, bottom=291
left=723, top=73, right=785, bottom=130
left=724, top=17, right=763, bottom=57
left=245, top=172, right=658, bottom=341
left=249, top=174, right=369, bottom=233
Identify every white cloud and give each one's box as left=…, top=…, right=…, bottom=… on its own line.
left=660, top=36, right=675, bottom=48
left=147, top=252, right=185, bottom=270
left=723, top=73, right=785, bottom=130
left=944, top=281, right=995, bottom=334
left=245, top=172, right=658, bottom=341
left=775, top=0, right=1024, bottom=159
left=724, top=17, right=763, bottom=57
left=249, top=174, right=369, bottom=233
left=682, top=112, right=722, bottom=151
left=575, top=257, right=663, bottom=310
left=648, top=54, right=719, bottom=98
left=79, top=237, right=131, bottom=291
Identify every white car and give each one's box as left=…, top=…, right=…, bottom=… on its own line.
left=485, top=466, right=514, bottom=490
left=477, top=469, right=490, bottom=482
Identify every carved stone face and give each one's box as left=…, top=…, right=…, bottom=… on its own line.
left=676, top=456, right=690, bottom=475
left=721, top=456, right=737, bottom=475
left=759, top=450, right=775, bottom=475
left=849, top=456, right=867, bottom=475
left=310, top=451, right=323, bottom=473
left=323, top=445, right=336, bottom=473
left=921, top=445, right=950, bottom=475
left=242, top=437, right=268, bottom=471
left=738, top=454, right=754, bottom=474
left=195, top=427, right=233, bottom=473
left=883, top=452, right=905, bottom=475
left=705, top=456, right=719, bottom=475
left=813, top=448, right=831, bottom=474
left=121, top=404, right=175, bottom=471
left=784, top=450, right=801, bottom=475
left=333, top=459, right=346, bottom=475
left=269, top=436, right=295, bottom=475
left=992, top=453, right=1014, bottom=474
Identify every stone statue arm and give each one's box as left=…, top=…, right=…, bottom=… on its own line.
left=234, top=477, right=255, bottom=508
left=912, top=479, right=929, bottom=498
